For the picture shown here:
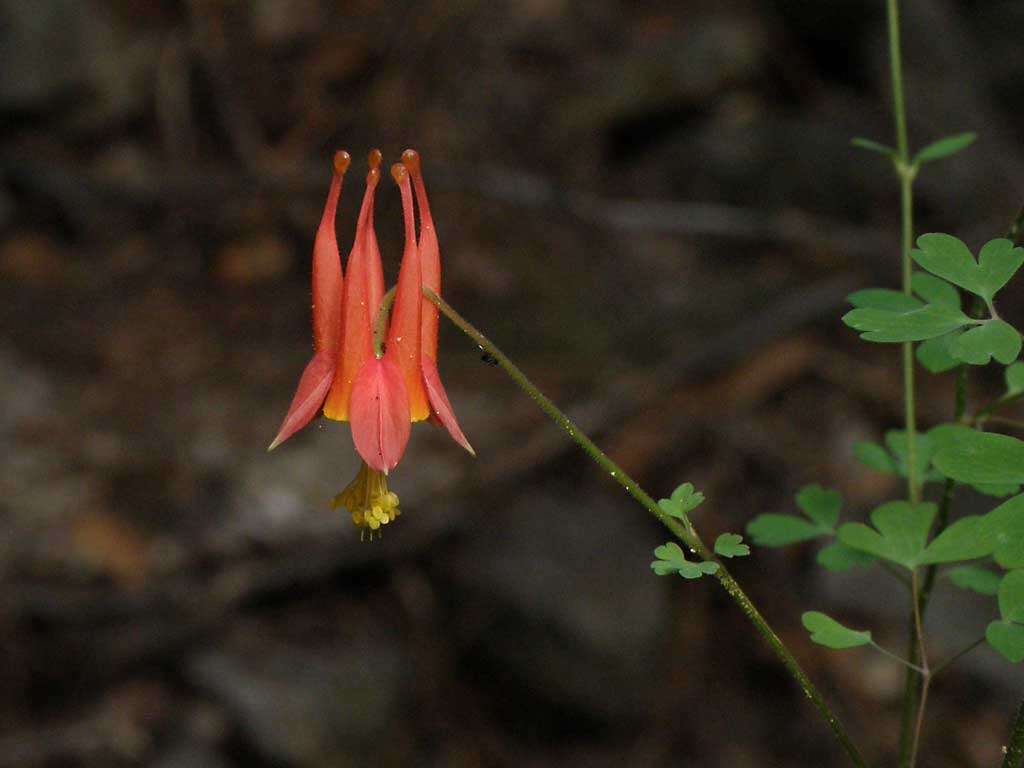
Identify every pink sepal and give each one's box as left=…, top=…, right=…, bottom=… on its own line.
left=268, top=350, right=336, bottom=450
left=421, top=356, right=475, bottom=456
left=349, top=357, right=412, bottom=471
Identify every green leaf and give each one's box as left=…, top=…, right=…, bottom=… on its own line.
left=978, top=239, right=1024, bottom=301
left=973, top=482, right=1021, bottom=498
left=802, top=611, right=872, bottom=649
left=922, top=494, right=1024, bottom=566
left=854, top=441, right=897, bottom=474
left=987, top=620, right=1024, bottom=662
left=947, top=565, right=1001, bottom=595
left=851, top=137, right=896, bottom=157
left=746, top=514, right=824, bottom=547
left=1007, top=362, right=1024, bottom=395
left=838, top=501, right=937, bottom=569
left=913, top=234, right=1024, bottom=301
left=795, top=485, right=842, bottom=530
left=886, top=430, right=935, bottom=481
left=747, top=485, right=842, bottom=547
left=843, top=303, right=971, bottom=342
left=912, top=272, right=961, bottom=309
left=651, top=542, right=719, bottom=579
left=917, top=335, right=960, bottom=373
left=847, top=289, right=923, bottom=312
left=714, top=532, right=750, bottom=558
left=950, top=320, right=1021, bottom=366
left=999, top=570, right=1024, bottom=623
left=920, top=516, right=989, bottom=564
left=912, top=132, right=977, bottom=164
left=659, top=482, right=705, bottom=522
left=816, top=541, right=878, bottom=572
left=932, top=430, right=1024, bottom=485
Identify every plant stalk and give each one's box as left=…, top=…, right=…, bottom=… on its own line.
left=426, top=287, right=867, bottom=768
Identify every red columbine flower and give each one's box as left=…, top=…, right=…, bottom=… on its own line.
left=268, top=149, right=473, bottom=536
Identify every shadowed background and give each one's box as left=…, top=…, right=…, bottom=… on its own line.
left=3, top=0, right=1024, bottom=765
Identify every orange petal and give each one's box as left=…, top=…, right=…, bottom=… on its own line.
left=387, top=163, right=430, bottom=421
left=267, top=350, right=337, bottom=451
left=349, top=356, right=411, bottom=471
left=421, top=355, right=475, bottom=456
left=312, top=151, right=349, bottom=353
left=324, top=153, right=383, bottom=421
left=402, top=149, right=440, bottom=358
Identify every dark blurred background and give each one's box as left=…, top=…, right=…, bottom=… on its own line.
left=3, top=0, right=1024, bottom=765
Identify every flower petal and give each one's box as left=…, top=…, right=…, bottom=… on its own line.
left=324, top=151, right=383, bottom=421
left=402, top=149, right=440, bottom=358
left=267, top=350, right=337, bottom=451
left=349, top=356, right=411, bottom=471
left=387, top=163, right=430, bottom=421
left=312, top=151, right=349, bottom=353
left=421, top=355, right=474, bottom=456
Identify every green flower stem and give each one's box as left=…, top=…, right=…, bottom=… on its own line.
left=885, top=1, right=926, bottom=762
left=1002, top=698, right=1024, bottom=768
left=426, top=287, right=867, bottom=768
left=908, top=569, right=931, bottom=768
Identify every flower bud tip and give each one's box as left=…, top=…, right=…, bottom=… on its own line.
left=332, top=150, right=351, bottom=175
left=400, top=149, right=421, bottom=174
left=390, top=162, right=408, bottom=184
left=368, top=148, right=382, bottom=170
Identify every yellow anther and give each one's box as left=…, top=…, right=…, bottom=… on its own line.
left=332, top=462, right=402, bottom=536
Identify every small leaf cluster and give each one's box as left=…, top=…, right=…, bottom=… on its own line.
left=842, top=235, right=1024, bottom=368
left=747, top=485, right=875, bottom=572
left=657, top=482, right=704, bottom=523
left=651, top=542, right=719, bottom=580
left=852, top=131, right=976, bottom=167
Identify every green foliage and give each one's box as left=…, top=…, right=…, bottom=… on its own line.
left=986, top=621, right=1024, bottom=663
left=816, top=541, right=878, bottom=572
left=932, top=429, right=1024, bottom=485
left=912, top=132, right=977, bottom=165
left=949, top=319, right=1021, bottom=365
left=851, top=137, right=896, bottom=158
left=919, top=493, right=1024, bottom=566
left=714, top=533, right=750, bottom=558
left=842, top=303, right=971, bottom=342
left=838, top=501, right=936, bottom=569
left=847, top=289, right=922, bottom=312
left=987, top=571, right=1024, bottom=662
left=855, top=430, right=945, bottom=484
left=929, top=425, right=1021, bottom=496
left=658, top=482, right=705, bottom=523
left=747, top=484, right=840, bottom=546
left=796, top=485, right=842, bottom=529
left=650, top=542, right=719, bottom=580
left=912, top=271, right=961, bottom=309
left=1006, top=362, right=1024, bottom=395
left=802, top=611, right=872, bottom=649
left=920, top=516, right=990, bottom=564
left=912, top=235, right=1024, bottom=302
left=947, top=565, right=1001, bottom=595
left=916, top=334, right=960, bottom=373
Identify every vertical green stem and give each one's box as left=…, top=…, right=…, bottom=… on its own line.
left=425, top=287, right=867, bottom=768
left=1002, top=699, right=1024, bottom=768
left=886, top=1, right=926, bottom=763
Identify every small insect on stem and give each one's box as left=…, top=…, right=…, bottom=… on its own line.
left=480, top=351, right=499, bottom=366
